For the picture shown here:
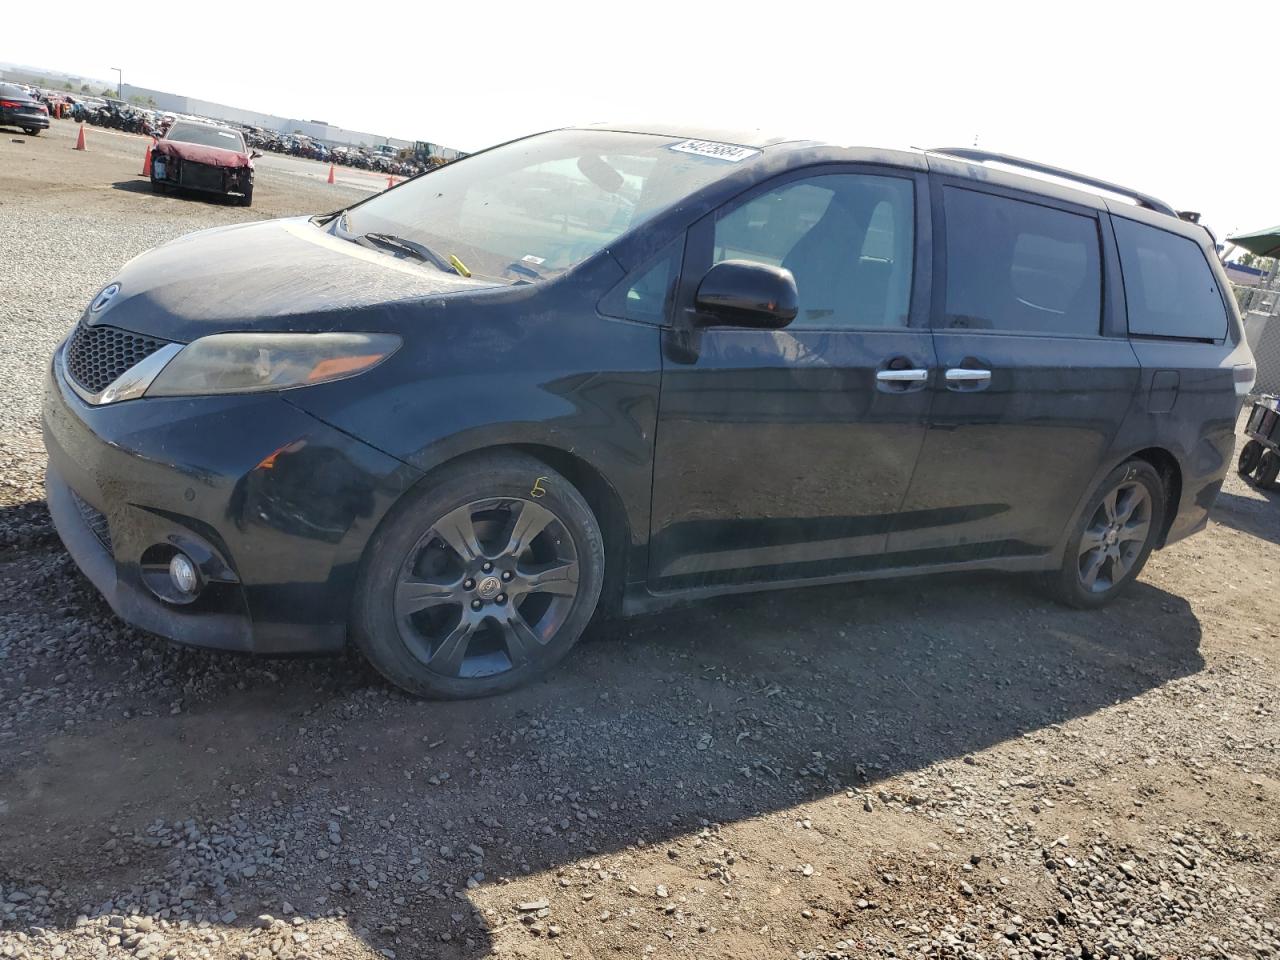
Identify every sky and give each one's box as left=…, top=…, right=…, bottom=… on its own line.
left=4, top=0, right=1275, bottom=242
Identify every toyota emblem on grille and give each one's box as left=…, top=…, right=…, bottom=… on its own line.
left=90, top=283, right=120, bottom=314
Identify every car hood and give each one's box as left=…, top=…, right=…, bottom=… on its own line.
left=90, top=217, right=502, bottom=342
left=154, top=140, right=252, bottom=168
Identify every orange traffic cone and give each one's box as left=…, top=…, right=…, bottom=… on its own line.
left=327, top=164, right=335, bottom=185
left=73, top=124, right=86, bottom=151
left=387, top=175, right=395, bottom=189
left=141, top=140, right=154, bottom=177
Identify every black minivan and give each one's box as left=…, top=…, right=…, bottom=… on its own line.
left=43, top=124, right=1255, bottom=698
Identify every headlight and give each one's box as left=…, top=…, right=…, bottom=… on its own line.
left=145, top=332, right=400, bottom=397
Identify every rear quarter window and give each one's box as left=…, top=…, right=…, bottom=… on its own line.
left=1113, top=217, right=1227, bottom=341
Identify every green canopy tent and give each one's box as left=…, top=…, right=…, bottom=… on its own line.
left=1229, top=225, right=1280, bottom=259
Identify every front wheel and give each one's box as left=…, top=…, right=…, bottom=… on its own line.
left=352, top=452, right=604, bottom=699
left=24, top=128, right=40, bottom=136
left=1045, top=459, right=1166, bottom=609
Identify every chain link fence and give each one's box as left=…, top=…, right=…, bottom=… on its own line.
left=1237, top=280, right=1280, bottom=396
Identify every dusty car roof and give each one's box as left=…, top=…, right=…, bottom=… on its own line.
left=577, top=121, right=808, bottom=149
left=572, top=122, right=1185, bottom=224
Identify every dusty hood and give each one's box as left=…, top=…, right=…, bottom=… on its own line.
left=154, top=139, right=253, bottom=168
left=88, top=217, right=501, bottom=342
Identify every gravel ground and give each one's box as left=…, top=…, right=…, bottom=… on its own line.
left=1, top=120, right=1278, bottom=960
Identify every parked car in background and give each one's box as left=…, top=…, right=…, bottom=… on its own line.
left=42, top=124, right=1253, bottom=700
left=0, top=82, right=49, bottom=135
left=152, top=120, right=258, bottom=206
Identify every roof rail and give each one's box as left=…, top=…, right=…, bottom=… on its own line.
left=926, top=147, right=1178, bottom=218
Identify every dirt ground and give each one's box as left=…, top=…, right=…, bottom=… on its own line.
left=1, top=119, right=1278, bottom=960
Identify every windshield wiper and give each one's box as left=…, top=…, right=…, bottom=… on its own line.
left=355, top=232, right=461, bottom=275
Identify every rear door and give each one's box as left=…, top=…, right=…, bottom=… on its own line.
left=888, top=178, right=1141, bottom=560
left=648, top=165, right=936, bottom=591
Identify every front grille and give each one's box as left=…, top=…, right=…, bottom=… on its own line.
left=179, top=162, right=224, bottom=191
left=65, top=322, right=167, bottom=395
left=70, top=488, right=112, bottom=554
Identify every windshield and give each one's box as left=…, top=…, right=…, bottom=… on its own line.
left=166, top=123, right=245, bottom=152
left=336, top=129, right=762, bottom=280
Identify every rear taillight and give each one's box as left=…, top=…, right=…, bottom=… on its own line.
left=0, top=100, right=22, bottom=109
left=1235, top=362, right=1257, bottom=397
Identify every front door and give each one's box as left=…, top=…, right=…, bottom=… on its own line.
left=649, top=166, right=936, bottom=593
left=887, top=178, right=1141, bottom=560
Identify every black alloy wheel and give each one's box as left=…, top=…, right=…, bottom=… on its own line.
left=353, top=452, right=604, bottom=699
left=1046, top=459, right=1165, bottom=609
left=393, top=497, right=579, bottom=679
left=1076, top=480, right=1152, bottom=594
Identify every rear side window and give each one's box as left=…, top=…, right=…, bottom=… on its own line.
left=1112, top=218, right=1227, bottom=341
left=942, top=187, right=1102, bottom=336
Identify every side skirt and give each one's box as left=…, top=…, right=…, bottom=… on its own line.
left=620, top=551, right=1055, bottom=617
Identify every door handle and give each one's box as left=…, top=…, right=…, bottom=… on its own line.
left=944, top=367, right=991, bottom=391
left=876, top=369, right=929, bottom=384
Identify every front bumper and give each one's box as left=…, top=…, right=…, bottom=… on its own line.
left=43, top=350, right=419, bottom=654
left=152, top=156, right=252, bottom=197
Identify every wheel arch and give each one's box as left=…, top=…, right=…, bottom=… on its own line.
left=1055, top=443, right=1186, bottom=562
left=363, top=441, right=636, bottom=618
left=510, top=443, right=633, bottom=617
left=1128, top=446, right=1183, bottom=546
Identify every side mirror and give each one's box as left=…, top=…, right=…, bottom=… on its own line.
left=694, top=260, right=798, bottom=329
left=250, top=150, right=262, bottom=159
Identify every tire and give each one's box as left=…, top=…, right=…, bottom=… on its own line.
left=1239, top=439, right=1264, bottom=478
left=1255, top=450, right=1280, bottom=489
left=1045, top=459, right=1166, bottom=609
left=150, top=178, right=166, bottom=194
left=24, top=128, right=39, bottom=136
left=239, top=184, right=253, bottom=207
left=352, top=452, right=604, bottom=699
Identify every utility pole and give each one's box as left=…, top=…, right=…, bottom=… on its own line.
left=111, top=67, right=122, bottom=98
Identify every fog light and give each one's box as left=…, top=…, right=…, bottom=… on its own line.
left=169, top=553, right=199, bottom=596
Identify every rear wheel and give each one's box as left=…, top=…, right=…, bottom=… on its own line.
left=352, top=452, right=604, bottom=699
left=1255, top=450, right=1280, bottom=489
left=1239, top=439, right=1264, bottom=478
left=1045, top=459, right=1165, bottom=609
left=24, top=127, right=40, bottom=136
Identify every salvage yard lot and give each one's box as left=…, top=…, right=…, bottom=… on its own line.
left=1, top=120, right=1279, bottom=960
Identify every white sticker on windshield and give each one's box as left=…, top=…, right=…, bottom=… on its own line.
left=522, top=254, right=546, bottom=265
left=668, top=139, right=760, bottom=163
left=216, top=130, right=236, bottom=139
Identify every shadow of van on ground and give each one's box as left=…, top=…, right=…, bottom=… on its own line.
left=0, top=517, right=1204, bottom=958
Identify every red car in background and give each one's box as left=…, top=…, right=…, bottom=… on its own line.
left=151, top=120, right=259, bottom=206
